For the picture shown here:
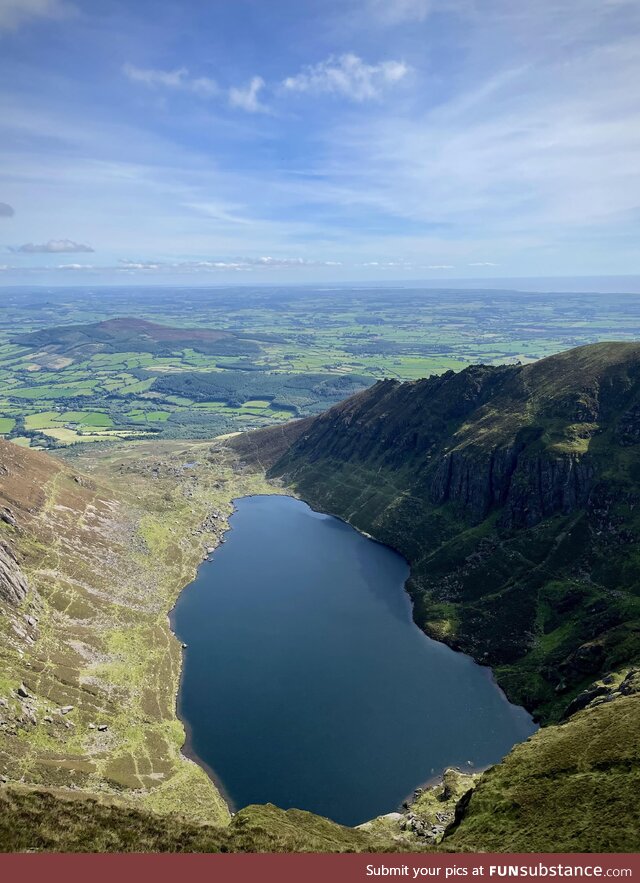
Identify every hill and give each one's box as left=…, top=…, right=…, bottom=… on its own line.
left=10, top=317, right=274, bottom=359
left=231, top=342, right=640, bottom=722
left=2, top=342, right=639, bottom=852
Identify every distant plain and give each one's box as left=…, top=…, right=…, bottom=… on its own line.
left=3, top=286, right=640, bottom=448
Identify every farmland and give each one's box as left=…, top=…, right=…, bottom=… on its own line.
left=3, top=285, right=640, bottom=448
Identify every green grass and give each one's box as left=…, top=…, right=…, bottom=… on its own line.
left=59, top=411, right=114, bottom=427
left=4, top=289, right=640, bottom=448
left=0, top=418, right=15, bottom=434
left=24, top=411, right=61, bottom=430
left=10, top=384, right=96, bottom=400
left=0, top=786, right=387, bottom=853
left=446, top=694, right=640, bottom=853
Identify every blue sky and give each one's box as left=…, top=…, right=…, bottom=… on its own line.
left=0, top=0, right=639, bottom=284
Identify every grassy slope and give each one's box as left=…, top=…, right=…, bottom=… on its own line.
left=446, top=691, right=640, bottom=853
left=2, top=341, right=639, bottom=853
left=0, top=437, right=286, bottom=823
left=0, top=785, right=383, bottom=853
left=3, top=688, right=637, bottom=852
left=233, top=343, right=640, bottom=722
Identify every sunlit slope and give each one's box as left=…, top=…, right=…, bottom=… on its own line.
left=446, top=680, right=640, bottom=853
left=0, top=437, right=284, bottom=823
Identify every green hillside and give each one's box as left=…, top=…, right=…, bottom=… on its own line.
left=233, top=342, right=640, bottom=722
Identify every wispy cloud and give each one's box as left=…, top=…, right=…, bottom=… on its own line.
left=122, top=63, right=218, bottom=97
left=309, top=32, right=640, bottom=238
left=0, top=201, right=14, bottom=217
left=10, top=239, right=94, bottom=253
left=119, top=256, right=342, bottom=272
left=0, top=0, right=73, bottom=32
left=57, top=262, right=94, bottom=270
left=3, top=0, right=639, bottom=279
left=283, top=53, right=408, bottom=101
left=366, top=0, right=432, bottom=23
left=229, top=76, right=266, bottom=113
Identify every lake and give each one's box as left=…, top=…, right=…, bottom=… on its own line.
left=172, top=494, right=536, bottom=826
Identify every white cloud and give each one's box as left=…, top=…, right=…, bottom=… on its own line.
left=426, top=264, right=454, bottom=269
left=249, top=255, right=341, bottom=267
left=0, top=201, right=14, bottom=216
left=360, top=260, right=417, bottom=269
left=283, top=53, right=408, bottom=101
left=118, top=260, right=163, bottom=270
left=0, top=0, right=73, bottom=31
left=11, top=239, right=94, bottom=253
left=229, top=76, right=266, bottom=113
left=57, top=262, right=93, bottom=270
left=308, top=32, right=640, bottom=239
left=123, top=63, right=218, bottom=97
left=118, top=255, right=342, bottom=272
left=469, top=261, right=499, bottom=266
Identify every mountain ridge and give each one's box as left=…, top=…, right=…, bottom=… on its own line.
left=1, top=341, right=639, bottom=852
left=230, top=341, right=640, bottom=721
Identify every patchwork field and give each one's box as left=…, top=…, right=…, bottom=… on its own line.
left=3, top=286, right=640, bottom=448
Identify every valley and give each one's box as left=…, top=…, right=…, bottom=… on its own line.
left=4, top=287, right=640, bottom=449
left=0, top=299, right=639, bottom=853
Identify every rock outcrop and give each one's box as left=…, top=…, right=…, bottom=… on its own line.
left=0, top=541, right=27, bottom=606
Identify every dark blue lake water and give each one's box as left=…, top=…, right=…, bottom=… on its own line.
left=172, top=495, right=536, bottom=826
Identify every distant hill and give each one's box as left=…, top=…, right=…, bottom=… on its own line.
left=11, top=317, right=279, bottom=358
left=1, top=343, right=639, bottom=852
left=231, top=342, right=640, bottom=722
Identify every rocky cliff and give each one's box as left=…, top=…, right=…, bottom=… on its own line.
left=0, top=541, right=27, bottom=606
left=230, top=342, right=640, bottom=721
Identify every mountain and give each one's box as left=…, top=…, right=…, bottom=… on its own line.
left=0, top=436, right=239, bottom=824
left=231, top=342, right=640, bottom=722
left=2, top=342, right=639, bottom=852
left=11, top=317, right=277, bottom=359
left=0, top=437, right=397, bottom=853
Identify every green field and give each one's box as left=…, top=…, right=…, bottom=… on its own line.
left=3, top=286, right=640, bottom=449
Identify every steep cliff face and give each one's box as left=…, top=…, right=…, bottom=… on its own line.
left=0, top=541, right=27, bottom=606
left=230, top=342, right=640, bottom=721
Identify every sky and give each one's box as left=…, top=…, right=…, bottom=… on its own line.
left=0, top=0, right=639, bottom=285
